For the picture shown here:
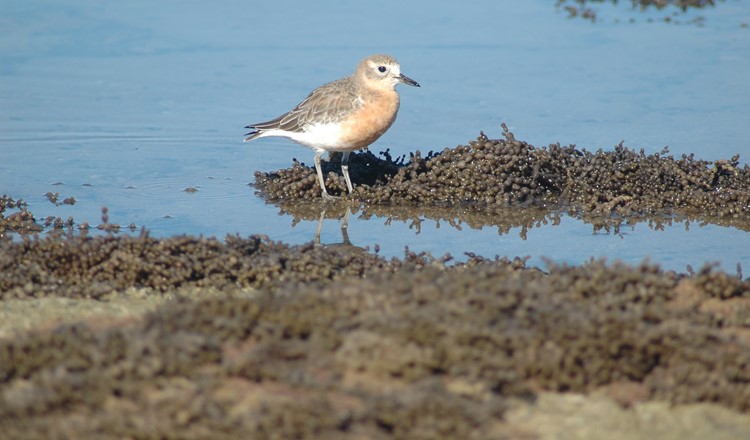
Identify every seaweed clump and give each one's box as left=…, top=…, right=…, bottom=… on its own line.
left=255, top=126, right=749, bottom=220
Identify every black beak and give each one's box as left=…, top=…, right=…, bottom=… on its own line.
left=398, top=73, right=420, bottom=87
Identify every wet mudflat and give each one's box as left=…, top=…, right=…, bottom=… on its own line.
left=1, top=235, right=750, bottom=438
left=2, top=127, right=750, bottom=439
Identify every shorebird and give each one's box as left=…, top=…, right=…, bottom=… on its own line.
left=244, top=54, right=419, bottom=198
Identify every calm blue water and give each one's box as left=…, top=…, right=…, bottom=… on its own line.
left=1, top=1, right=749, bottom=272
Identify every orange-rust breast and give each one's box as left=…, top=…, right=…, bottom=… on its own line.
left=339, top=90, right=400, bottom=150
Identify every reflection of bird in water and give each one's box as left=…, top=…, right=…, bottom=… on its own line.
left=243, top=54, right=419, bottom=199
left=314, top=206, right=366, bottom=254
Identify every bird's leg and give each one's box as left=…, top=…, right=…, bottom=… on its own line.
left=341, top=206, right=351, bottom=230
left=314, top=209, right=325, bottom=245
left=341, top=151, right=354, bottom=194
left=314, top=150, right=336, bottom=199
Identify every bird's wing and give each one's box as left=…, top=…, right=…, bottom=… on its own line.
left=246, top=78, right=359, bottom=133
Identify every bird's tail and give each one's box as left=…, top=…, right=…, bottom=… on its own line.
left=243, top=126, right=261, bottom=142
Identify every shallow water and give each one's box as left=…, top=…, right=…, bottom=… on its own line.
left=1, top=0, right=749, bottom=272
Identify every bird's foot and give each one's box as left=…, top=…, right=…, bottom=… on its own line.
left=321, top=191, right=340, bottom=201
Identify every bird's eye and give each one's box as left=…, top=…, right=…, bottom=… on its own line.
left=378, top=66, right=387, bottom=73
